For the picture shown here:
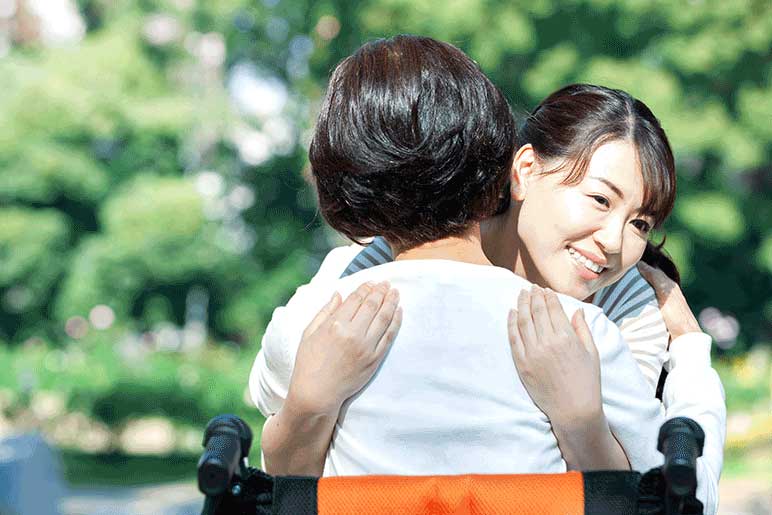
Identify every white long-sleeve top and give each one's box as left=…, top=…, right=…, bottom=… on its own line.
left=250, top=243, right=725, bottom=514
left=662, top=333, right=726, bottom=515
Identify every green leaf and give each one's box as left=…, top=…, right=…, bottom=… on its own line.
left=675, top=193, right=746, bottom=244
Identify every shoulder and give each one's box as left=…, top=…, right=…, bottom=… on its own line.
left=594, top=266, right=669, bottom=390
left=593, top=267, right=658, bottom=324
left=310, top=242, right=367, bottom=285
left=593, top=267, right=668, bottom=349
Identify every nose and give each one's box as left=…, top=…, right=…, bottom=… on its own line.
left=593, top=218, right=624, bottom=255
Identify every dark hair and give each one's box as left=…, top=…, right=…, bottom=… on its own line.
left=519, top=84, right=676, bottom=229
left=309, top=35, right=516, bottom=250
left=642, top=240, right=681, bottom=285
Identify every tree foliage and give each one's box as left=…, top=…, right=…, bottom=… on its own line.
left=0, top=0, right=769, bottom=352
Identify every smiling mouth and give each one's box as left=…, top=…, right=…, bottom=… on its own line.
left=567, top=247, right=607, bottom=275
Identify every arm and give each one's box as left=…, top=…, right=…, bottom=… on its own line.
left=254, top=282, right=402, bottom=476
left=638, top=262, right=726, bottom=515
left=593, top=266, right=669, bottom=395
left=663, top=333, right=725, bottom=515
left=508, top=287, right=630, bottom=470
left=510, top=286, right=667, bottom=471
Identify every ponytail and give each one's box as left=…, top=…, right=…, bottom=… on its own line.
left=641, top=240, right=681, bottom=286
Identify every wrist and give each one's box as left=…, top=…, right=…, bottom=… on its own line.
left=550, top=406, right=606, bottom=434
left=284, top=388, right=343, bottom=420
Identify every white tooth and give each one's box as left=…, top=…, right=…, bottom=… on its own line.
left=569, top=248, right=604, bottom=274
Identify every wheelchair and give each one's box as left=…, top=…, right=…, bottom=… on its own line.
left=196, top=414, right=705, bottom=515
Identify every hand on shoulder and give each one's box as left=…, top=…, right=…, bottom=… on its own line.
left=287, top=282, right=402, bottom=416
left=637, top=261, right=701, bottom=341
left=507, top=286, right=602, bottom=427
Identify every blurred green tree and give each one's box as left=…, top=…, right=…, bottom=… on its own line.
left=0, top=0, right=769, bottom=353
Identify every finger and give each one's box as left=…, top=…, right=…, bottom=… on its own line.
left=336, top=282, right=375, bottom=320
left=517, top=288, right=539, bottom=349
left=543, top=288, right=572, bottom=335
left=364, top=288, right=400, bottom=344
left=529, top=286, right=555, bottom=335
left=508, top=309, right=527, bottom=362
left=637, top=262, right=672, bottom=298
left=351, top=282, right=389, bottom=329
left=303, top=292, right=342, bottom=337
left=571, top=308, right=597, bottom=355
left=373, top=306, right=402, bottom=358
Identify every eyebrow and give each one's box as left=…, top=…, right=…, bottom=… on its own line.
left=588, top=176, right=624, bottom=200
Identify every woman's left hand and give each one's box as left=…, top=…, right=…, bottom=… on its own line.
left=637, top=261, right=701, bottom=341
left=508, top=286, right=602, bottom=428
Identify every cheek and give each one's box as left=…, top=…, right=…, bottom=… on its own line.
left=523, top=190, right=594, bottom=238
left=621, top=237, right=647, bottom=271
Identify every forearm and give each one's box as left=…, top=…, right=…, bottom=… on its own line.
left=552, top=411, right=630, bottom=471
left=664, top=332, right=725, bottom=515
left=260, top=394, right=340, bottom=476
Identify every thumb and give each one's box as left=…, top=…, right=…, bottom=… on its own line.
left=303, top=292, right=342, bottom=337
left=571, top=309, right=596, bottom=353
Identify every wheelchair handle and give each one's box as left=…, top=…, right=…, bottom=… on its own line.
left=657, top=417, right=705, bottom=498
left=197, top=414, right=253, bottom=497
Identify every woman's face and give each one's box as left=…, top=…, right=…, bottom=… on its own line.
left=513, top=140, right=655, bottom=301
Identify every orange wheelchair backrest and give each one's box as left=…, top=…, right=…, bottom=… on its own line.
left=273, top=471, right=642, bottom=515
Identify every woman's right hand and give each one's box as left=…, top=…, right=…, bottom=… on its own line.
left=287, top=281, right=402, bottom=416
left=637, top=261, right=701, bottom=341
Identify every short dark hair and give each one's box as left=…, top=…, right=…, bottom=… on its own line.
left=309, top=35, right=516, bottom=250
left=519, top=83, right=676, bottom=229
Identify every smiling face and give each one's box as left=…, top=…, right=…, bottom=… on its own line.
left=512, top=139, right=655, bottom=301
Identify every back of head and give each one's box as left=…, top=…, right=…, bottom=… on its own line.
left=310, top=35, right=516, bottom=250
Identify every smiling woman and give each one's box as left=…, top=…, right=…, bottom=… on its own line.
left=511, top=140, right=655, bottom=300
left=504, top=84, right=676, bottom=302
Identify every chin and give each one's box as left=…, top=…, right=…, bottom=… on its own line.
left=544, top=275, right=590, bottom=301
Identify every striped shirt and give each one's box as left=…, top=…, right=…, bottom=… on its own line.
left=341, top=236, right=669, bottom=393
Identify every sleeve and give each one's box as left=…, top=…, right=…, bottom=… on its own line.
left=595, top=268, right=669, bottom=394
left=248, top=244, right=363, bottom=416
left=583, top=306, right=665, bottom=472
left=662, top=332, right=726, bottom=515
left=249, top=305, right=294, bottom=417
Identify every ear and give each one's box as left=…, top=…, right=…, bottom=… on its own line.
left=511, top=144, right=537, bottom=201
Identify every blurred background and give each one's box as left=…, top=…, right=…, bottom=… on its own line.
left=0, top=0, right=769, bottom=513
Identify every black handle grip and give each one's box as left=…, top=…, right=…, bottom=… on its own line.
left=198, top=414, right=253, bottom=497
left=657, top=417, right=705, bottom=497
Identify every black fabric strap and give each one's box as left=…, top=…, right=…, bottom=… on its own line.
left=584, top=471, right=642, bottom=515
left=272, top=476, right=318, bottom=515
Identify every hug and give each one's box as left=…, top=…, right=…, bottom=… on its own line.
left=249, top=35, right=725, bottom=515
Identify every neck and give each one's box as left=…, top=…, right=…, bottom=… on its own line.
left=481, top=205, right=522, bottom=274
left=392, top=225, right=492, bottom=266
left=481, top=205, right=594, bottom=302
left=480, top=204, right=548, bottom=289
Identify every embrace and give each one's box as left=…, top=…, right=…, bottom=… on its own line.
left=249, top=35, right=726, bottom=515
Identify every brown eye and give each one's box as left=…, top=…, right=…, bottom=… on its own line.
left=632, top=219, right=651, bottom=233
left=591, top=195, right=609, bottom=207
